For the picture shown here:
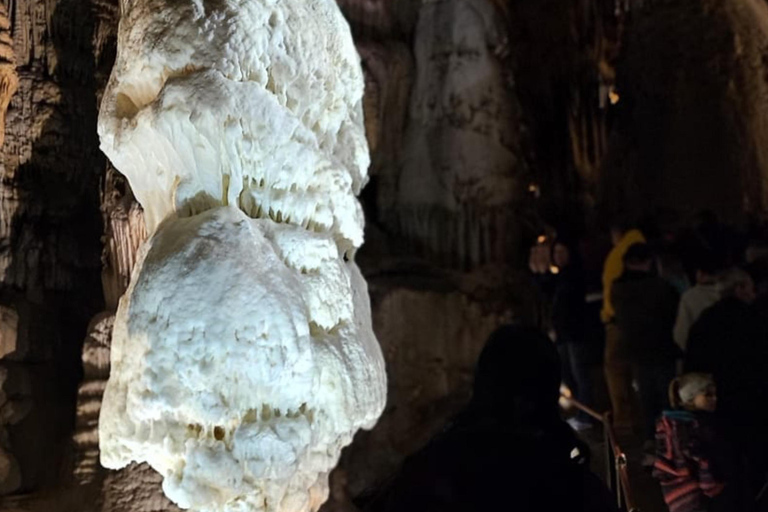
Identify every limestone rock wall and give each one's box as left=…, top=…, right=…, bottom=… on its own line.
left=4, top=0, right=768, bottom=509
left=0, top=0, right=117, bottom=497
left=385, top=0, right=528, bottom=269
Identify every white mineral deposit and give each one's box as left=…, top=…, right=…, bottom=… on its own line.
left=96, top=1, right=386, bottom=511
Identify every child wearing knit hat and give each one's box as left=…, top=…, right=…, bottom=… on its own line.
left=669, top=373, right=717, bottom=412
left=653, top=374, right=727, bottom=512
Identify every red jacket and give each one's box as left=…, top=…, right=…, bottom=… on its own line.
left=653, top=411, right=725, bottom=512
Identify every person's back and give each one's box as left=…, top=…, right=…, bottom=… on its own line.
left=685, top=268, right=759, bottom=418
left=612, top=243, right=680, bottom=442
left=366, top=414, right=611, bottom=512
left=602, top=224, right=646, bottom=429
left=612, top=253, right=680, bottom=365
left=674, top=283, right=720, bottom=352
left=685, top=297, right=754, bottom=381
left=674, top=254, right=721, bottom=352
left=685, top=267, right=767, bottom=501
left=364, top=325, right=616, bottom=512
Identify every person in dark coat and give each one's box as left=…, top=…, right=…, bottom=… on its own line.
left=685, top=267, right=757, bottom=420
left=612, top=243, right=681, bottom=442
left=550, top=238, right=594, bottom=429
left=685, top=267, right=766, bottom=509
left=364, top=325, right=617, bottom=512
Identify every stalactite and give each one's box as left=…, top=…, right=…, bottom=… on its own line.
left=99, top=166, right=146, bottom=311
left=394, top=205, right=520, bottom=270
left=562, top=0, right=624, bottom=191
left=0, top=3, right=17, bottom=149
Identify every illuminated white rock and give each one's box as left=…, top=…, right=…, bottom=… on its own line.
left=98, top=0, right=369, bottom=253
left=100, top=207, right=385, bottom=511
left=97, top=0, right=386, bottom=510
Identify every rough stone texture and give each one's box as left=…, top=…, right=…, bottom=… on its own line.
left=101, top=208, right=386, bottom=512
left=0, top=367, right=23, bottom=495
left=100, top=463, right=182, bottom=512
left=72, top=313, right=113, bottom=486
left=8, top=0, right=768, bottom=510
left=0, top=305, right=19, bottom=359
left=0, top=0, right=115, bottom=494
left=313, top=263, right=548, bottom=510
left=0, top=2, right=18, bottom=149
left=96, top=0, right=386, bottom=510
left=384, top=0, right=527, bottom=269
left=100, top=166, right=146, bottom=311
left=503, top=0, right=621, bottom=228
left=98, top=0, right=371, bottom=251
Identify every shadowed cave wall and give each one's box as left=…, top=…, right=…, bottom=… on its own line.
left=1, top=0, right=768, bottom=510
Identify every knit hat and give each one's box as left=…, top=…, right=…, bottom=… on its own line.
left=670, top=373, right=715, bottom=408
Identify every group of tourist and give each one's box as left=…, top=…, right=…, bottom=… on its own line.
left=359, top=212, right=766, bottom=512
left=533, top=213, right=768, bottom=512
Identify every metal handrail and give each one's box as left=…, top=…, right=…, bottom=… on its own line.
left=562, top=396, right=639, bottom=512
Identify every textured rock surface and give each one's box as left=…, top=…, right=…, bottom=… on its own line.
left=8, top=0, right=768, bottom=510
left=0, top=306, right=19, bottom=359
left=386, top=0, right=526, bottom=268
left=100, top=166, right=147, bottom=311
left=0, top=3, right=18, bottom=149
left=99, top=0, right=370, bottom=253
left=0, top=0, right=114, bottom=494
left=97, top=0, right=386, bottom=510
left=101, top=208, right=386, bottom=512
left=72, top=314, right=114, bottom=486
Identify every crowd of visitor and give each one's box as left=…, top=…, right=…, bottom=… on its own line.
left=530, top=212, right=768, bottom=512
left=361, top=211, right=766, bottom=512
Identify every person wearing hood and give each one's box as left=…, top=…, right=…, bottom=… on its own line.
left=364, top=325, right=617, bottom=512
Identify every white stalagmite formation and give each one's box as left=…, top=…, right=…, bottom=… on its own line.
left=394, top=0, right=524, bottom=267
left=96, top=1, right=386, bottom=511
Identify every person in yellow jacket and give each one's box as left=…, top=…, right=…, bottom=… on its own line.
left=602, top=224, right=645, bottom=429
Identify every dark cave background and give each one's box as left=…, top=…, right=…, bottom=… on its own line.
left=1, top=0, right=768, bottom=509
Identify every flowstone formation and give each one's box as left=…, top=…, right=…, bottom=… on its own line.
left=392, top=0, right=526, bottom=268
left=96, top=1, right=386, bottom=511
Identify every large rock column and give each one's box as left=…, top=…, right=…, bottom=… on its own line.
left=96, top=1, right=386, bottom=511
left=385, top=0, right=528, bottom=268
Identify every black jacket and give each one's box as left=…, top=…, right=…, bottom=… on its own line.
left=551, top=267, right=587, bottom=344
left=612, top=270, right=680, bottom=363
left=364, top=325, right=616, bottom=512
left=364, top=414, right=616, bottom=512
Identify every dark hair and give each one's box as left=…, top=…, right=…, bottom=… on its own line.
left=471, top=325, right=561, bottom=422
left=623, top=242, right=652, bottom=266
left=694, top=250, right=722, bottom=275
left=550, top=236, right=582, bottom=270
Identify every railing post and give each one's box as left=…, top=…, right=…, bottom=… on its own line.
left=603, top=412, right=612, bottom=488
left=562, top=396, right=639, bottom=511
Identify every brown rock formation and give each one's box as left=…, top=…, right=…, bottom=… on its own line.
left=0, top=3, right=18, bottom=149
